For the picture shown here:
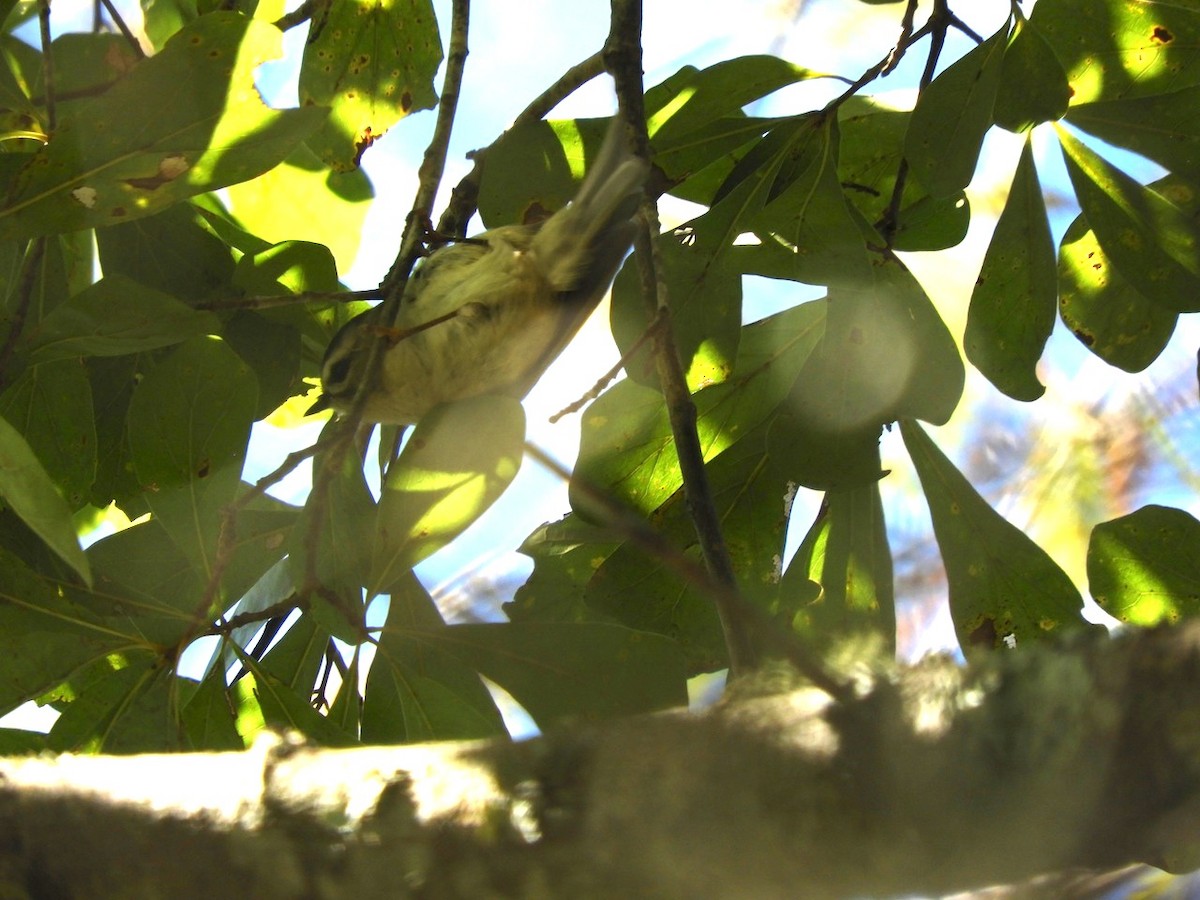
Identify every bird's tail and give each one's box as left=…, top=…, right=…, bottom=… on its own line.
left=531, top=117, right=648, bottom=300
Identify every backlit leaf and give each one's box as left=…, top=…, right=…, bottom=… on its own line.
left=901, top=418, right=1093, bottom=653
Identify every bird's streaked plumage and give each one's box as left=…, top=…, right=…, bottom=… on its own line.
left=312, top=119, right=648, bottom=425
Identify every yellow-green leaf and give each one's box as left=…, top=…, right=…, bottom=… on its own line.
left=370, top=396, right=525, bottom=594
left=0, top=14, right=327, bottom=240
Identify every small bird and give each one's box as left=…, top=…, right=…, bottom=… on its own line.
left=310, top=119, right=648, bottom=425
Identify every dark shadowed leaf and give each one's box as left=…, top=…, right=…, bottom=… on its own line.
left=26, top=275, right=220, bottom=362
left=906, top=24, right=1008, bottom=198
left=0, top=415, right=89, bottom=583
left=994, top=14, right=1071, bottom=132
left=0, top=358, right=96, bottom=509
left=127, top=337, right=258, bottom=584
left=46, top=652, right=177, bottom=753
left=901, top=418, right=1093, bottom=653
left=363, top=574, right=505, bottom=743
left=837, top=99, right=970, bottom=251
left=423, top=622, right=688, bottom=724
left=786, top=484, right=895, bottom=650
left=182, top=669, right=243, bottom=751
left=1067, top=87, right=1200, bottom=179
left=965, top=137, right=1057, bottom=400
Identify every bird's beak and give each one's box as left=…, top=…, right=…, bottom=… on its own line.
left=305, top=392, right=332, bottom=416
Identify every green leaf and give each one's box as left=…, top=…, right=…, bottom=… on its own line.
left=95, top=203, right=236, bottom=304
left=0, top=359, right=96, bottom=509
left=424, top=622, right=688, bottom=725
left=652, top=116, right=776, bottom=205
left=222, top=312, right=302, bottom=418
left=787, top=485, right=895, bottom=650
left=1057, top=209, right=1177, bottom=372
left=46, top=652, right=176, bottom=753
left=299, top=0, right=441, bottom=171
left=0, top=548, right=115, bottom=712
left=44, top=33, right=139, bottom=100
left=965, top=137, right=1057, bottom=400
left=575, top=300, right=825, bottom=516
left=327, top=648, right=362, bottom=736
left=611, top=230, right=743, bottom=391
left=85, top=519, right=202, bottom=640
left=506, top=515, right=621, bottom=625
left=748, top=114, right=874, bottom=288
left=836, top=98, right=969, bottom=251
left=1031, top=0, right=1200, bottom=104
left=477, top=119, right=576, bottom=229
left=906, top=24, right=1008, bottom=198
left=362, top=573, right=505, bottom=743
left=1088, top=505, right=1200, bottom=625
left=1067, top=87, right=1200, bottom=180
left=370, top=396, right=525, bottom=594
left=900, top=418, right=1092, bottom=653
left=225, top=145, right=373, bottom=275
left=26, top=274, right=220, bottom=362
left=0, top=729, right=45, bottom=754
left=182, top=669, right=243, bottom=751
left=258, top=613, right=330, bottom=698
left=127, top=337, right=258, bottom=583
left=1059, top=127, right=1200, bottom=313
left=582, top=423, right=789, bottom=673
left=245, top=667, right=357, bottom=746
left=232, top=240, right=339, bottom=296
left=86, top=356, right=143, bottom=510
left=994, top=15, right=1071, bottom=132
left=290, top=426, right=375, bottom=638
left=0, top=413, right=90, bottom=583
left=786, top=261, right=963, bottom=463
left=0, top=14, right=328, bottom=239
left=646, top=55, right=818, bottom=146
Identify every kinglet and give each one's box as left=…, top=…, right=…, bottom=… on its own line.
left=310, top=119, right=648, bottom=425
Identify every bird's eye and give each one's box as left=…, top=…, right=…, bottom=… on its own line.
left=325, top=353, right=354, bottom=393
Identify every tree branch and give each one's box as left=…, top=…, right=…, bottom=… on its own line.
left=438, top=50, right=607, bottom=236
left=6, top=625, right=1200, bottom=899
left=605, top=0, right=763, bottom=676
left=301, top=0, right=472, bottom=606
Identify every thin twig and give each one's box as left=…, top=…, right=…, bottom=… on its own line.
left=877, top=0, right=954, bottom=245
left=97, top=0, right=145, bottom=58
left=605, top=0, right=762, bottom=676
left=548, top=309, right=665, bottom=423
left=882, top=0, right=920, bottom=75
left=438, top=50, right=606, bottom=236
left=274, top=0, right=318, bottom=32
left=301, top=0, right=472, bottom=611
left=194, top=288, right=380, bottom=312
left=0, top=239, right=46, bottom=389
left=38, top=0, right=55, bottom=132
left=206, top=597, right=303, bottom=638
left=189, top=440, right=325, bottom=633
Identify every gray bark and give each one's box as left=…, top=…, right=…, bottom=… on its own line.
left=1, top=624, right=1198, bottom=899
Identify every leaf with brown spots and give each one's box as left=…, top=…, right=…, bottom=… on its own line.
left=299, top=0, right=442, bottom=172
left=0, top=15, right=327, bottom=240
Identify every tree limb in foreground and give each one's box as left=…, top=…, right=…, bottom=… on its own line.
left=1, top=624, right=1198, bottom=899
